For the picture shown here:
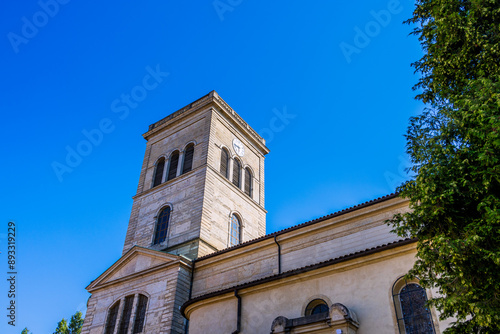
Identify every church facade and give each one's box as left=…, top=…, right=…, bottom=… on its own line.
left=81, top=91, right=451, bottom=334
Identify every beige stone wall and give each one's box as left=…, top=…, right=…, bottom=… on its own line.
left=192, top=197, right=409, bottom=298
left=82, top=264, right=187, bottom=334
left=186, top=244, right=448, bottom=334
left=123, top=102, right=268, bottom=258
left=123, top=108, right=212, bottom=255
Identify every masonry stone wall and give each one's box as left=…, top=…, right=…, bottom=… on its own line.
left=123, top=108, right=212, bottom=255
left=82, top=264, right=188, bottom=334
left=186, top=244, right=449, bottom=334
left=191, top=197, right=409, bottom=298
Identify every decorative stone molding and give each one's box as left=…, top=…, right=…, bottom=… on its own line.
left=270, top=303, right=359, bottom=334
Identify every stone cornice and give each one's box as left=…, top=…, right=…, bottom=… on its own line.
left=86, top=246, right=191, bottom=292
left=182, top=238, right=417, bottom=318
left=142, top=91, right=269, bottom=154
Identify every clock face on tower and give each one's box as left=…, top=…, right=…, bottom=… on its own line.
left=232, top=138, right=245, bottom=157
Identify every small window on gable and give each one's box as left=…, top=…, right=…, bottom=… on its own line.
left=182, top=144, right=194, bottom=174
left=152, top=158, right=165, bottom=188
left=393, top=277, right=435, bottom=334
left=167, top=151, right=179, bottom=181
left=232, top=159, right=241, bottom=188
left=244, top=167, right=252, bottom=197
left=305, top=299, right=329, bottom=316
left=105, top=294, right=149, bottom=334
left=230, top=214, right=241, bottom=246
left=220, top=148, right=229, bottom=178
left=153, top=206, right=171, bottom=245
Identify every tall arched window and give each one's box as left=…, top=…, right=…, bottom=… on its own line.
left=305, top=299, right=329, bottom=316
left=104, top=294, right=149, bottom=334
left=182, top=144, right=195, bottom=174
left=220, top=148, right=229, bottom=178
left=393, top=277, right=435, bottom=334
left=118, top=295, right=134, bottom=334
left=153, top=207, right=171, bottom=245
left=104, top=301, right=120, bottom=334
left=133, top=294, right=148, bottom=333
left=244, top=167, right=252, bottom=197
left=232, top=159, right=241, bottom=188
left=167, top=151, right=179, bottom=181
left=229, top=214, right=241, bottom=246
left=152, top=158, right=165, bottom=188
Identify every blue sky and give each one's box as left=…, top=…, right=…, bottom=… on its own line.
left=1, top=1, right=422, bottom=333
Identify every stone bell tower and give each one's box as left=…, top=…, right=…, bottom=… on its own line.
left=123, top=90, right=269, bottom=259
left=82, top=91, right=269, bottom=334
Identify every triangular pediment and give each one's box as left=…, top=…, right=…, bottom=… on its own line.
left=86, top=246, right=186, bottom=291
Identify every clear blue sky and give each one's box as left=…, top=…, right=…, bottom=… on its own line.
left=1, top=1, right=423, bottom=333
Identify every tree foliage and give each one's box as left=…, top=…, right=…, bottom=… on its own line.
left=21, top=328, right=31, bottom=334
left=388, top=0, right=500, bottom=333
left=54, top=311, right=84, bottom=334
left=69, top=311, right=84, bottom=334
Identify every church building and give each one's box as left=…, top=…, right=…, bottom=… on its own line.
left=81, top=91, right=451, bottom=334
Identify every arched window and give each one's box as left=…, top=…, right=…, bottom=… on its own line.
left=118, top=295, right=134, bottom=334
left=153, top=207, right=171, bottom=245
left=305, top=299, right=329, bottom=316
left=182, top=144, right=194, bottom=174
left=104, top=294, right=149, bottom=334
left=133, top=294, right=148, bottom=333
left=152, top=158, right=165, bottom=187
left=232, top=159, right=241, bottom=188
left=393, top=277, right=435, bottom=334
left=167, top=151, right=179, bottom=181
left=229, top=214, right=241, bottom=246
left=220, top=148, right=229, bottom=178
left=244, top=167, right=252, bottom=197
left=104, top=300, right=120, bottom=334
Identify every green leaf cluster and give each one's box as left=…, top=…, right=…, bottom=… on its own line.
left=388, top=0, right=500, bottom=333
left=53, top=311, right=84, bottom=334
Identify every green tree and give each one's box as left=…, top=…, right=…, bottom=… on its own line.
left=388, top=0, right=500, bottom=333
left=54, top=318, right=69, bottom=334
left=53, top=311, right=84, bottom=334
left=69, top=311, right=84, bottom=334
left=21, top=328, right=31, bottom=334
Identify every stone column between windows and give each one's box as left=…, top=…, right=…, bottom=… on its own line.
left=161, top=159, right=168, bottom=183
left=240, top=166, right=245, bottom=191
left=112, top=297, right=126, bottom=334
left=228, top=158, right=234, bottom=183
left=176, top=151, right=185, bottom=177
left=126, top=294, right=139, bottom=334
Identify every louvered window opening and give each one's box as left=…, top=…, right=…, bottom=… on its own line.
left=230, top=214, right=241, bottom=246
left=244, top=168, right=252, bottom=197
left=232, top=159, right=241, bottom=188
left=104, top=301, right=120, bottom=334
left=393, top=281, right=435, bottom=334
left=167, top=151, right=179, bottom=181
left=105, top=294, right=148, bottom=334
left=153, top=158, right=165, bottom=187
left=153, top=207, right=171, bottom=245
left=117, top=295, right=134, bottom=334
left=220, top=149, right=229, bottom=178
left=182, top=144, right=194, bottom=174
left=133, top=294, right=148, bottom=333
